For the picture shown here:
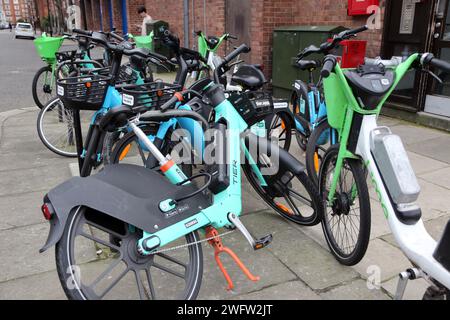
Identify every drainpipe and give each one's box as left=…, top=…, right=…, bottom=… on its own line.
left=183, top=0, right=189, bottom=48
left=80, top=0, right=88, bottom=30
left=108, top=0, right=113, bottom=30
left=121, top=0, right=128, bottom=35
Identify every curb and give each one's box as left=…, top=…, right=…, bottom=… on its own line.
left=0, top=107, right=37, bottom=144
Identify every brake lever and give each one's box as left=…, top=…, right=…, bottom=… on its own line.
left=422, top=69, right=443, bottom=84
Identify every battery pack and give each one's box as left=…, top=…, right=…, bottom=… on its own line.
left=371, top=128, right=420, bottom=205
left=206, top=123, right=229, bottom=194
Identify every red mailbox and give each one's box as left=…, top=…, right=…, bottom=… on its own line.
left=348, top=0, right=379, bottom=16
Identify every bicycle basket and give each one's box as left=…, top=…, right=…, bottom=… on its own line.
left=134, top=32, right=153, bottom=50
left=34, top=36, right=64, bottom=61
left=323, top=73, right=348, bottom=131
left=56, top=74, right=111, bottom=110
left=121, top=82, right=182, bottom=110
left=117, top=64, right=138, bottom=85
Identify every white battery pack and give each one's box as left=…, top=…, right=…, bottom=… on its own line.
left=371, top=128, right=420, bottom=204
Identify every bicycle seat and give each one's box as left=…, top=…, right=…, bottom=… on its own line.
left=344, top=69, right=395, bottom=110
left=231, top=64, right=267, bottom=90
left=295, top=60, right=319, bottom=71
left=207, top=36, right=219, bottom=49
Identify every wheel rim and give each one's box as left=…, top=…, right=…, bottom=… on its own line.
left=321, top=157, right=361, bottom=257
left=39, top=99, right=94, bottom=157
left=65, top=208, right=201, bottom=300
left=267, top=112, right=291, bottom=151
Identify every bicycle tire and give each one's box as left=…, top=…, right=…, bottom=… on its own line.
left=290, top=81, right=310, bottom=151
left=319, top=145, right=371, bottom=266
left=55, top=207, right=203, bottom=300
left=32, top=65, right=54, bottom=109
left=305, top=120, right=338, bottom=186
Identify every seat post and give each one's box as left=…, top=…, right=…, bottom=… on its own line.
left=309, top=69, right=314, bottom=85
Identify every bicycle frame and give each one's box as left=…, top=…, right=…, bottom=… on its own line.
left=136, top=96, right=260, bottom=253
left=324, top=53, right=450, bottom=289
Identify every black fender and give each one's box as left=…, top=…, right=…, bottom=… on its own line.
left=291, top=80, right=310, bottom=111
left=40, top=164, right=211, bottom=253
left=244, top=132, right=305, bottom=176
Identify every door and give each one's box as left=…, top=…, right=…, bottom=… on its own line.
left=225, top=0, right=251, bottom=62
left=382, top=0, right=436, bottom=111
left=424, top=0, right=450, bottom=117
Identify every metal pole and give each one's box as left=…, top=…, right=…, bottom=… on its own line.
left=183, top=0, right=189, bottom=48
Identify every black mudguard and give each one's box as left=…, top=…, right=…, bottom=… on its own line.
left=244, top=133, right=305, bottom=175
left=40, top=164, right=211, bottom=252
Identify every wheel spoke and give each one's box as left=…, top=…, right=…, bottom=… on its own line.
left=98, top=268, right=130, bottom=299
left=89, top=258, right=124, bottom=289
left=156, top=253, right=187, bottom=269
left=79, top=231, right=121, bottom=251
left=287, top=188, right=312, bottom=207
left=152, top=262, right=185, bottom=279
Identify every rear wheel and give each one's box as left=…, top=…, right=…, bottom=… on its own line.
left=318, top=146, right=371, bottom=266
left=55, top=207, right=203, bottom=300
left=290, top=83, right=310, bottom=151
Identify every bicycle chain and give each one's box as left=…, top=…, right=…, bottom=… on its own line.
left=147, top=229, right=236, bottom=255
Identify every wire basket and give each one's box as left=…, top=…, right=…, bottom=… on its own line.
left=56, top=74, right=111, bottom=110
left=34, top=36, right=64, bottom=61
left=121, top=82, right=182, bottom=110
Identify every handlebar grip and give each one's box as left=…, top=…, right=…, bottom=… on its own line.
left=228, top=34, right=238, bottom=40
left=223, top=44, right=251, bottom=64
left=427, top=56, right=450, bottom=74
left=347, top=25, right=369, bottom=36
left=72, top=28, right=92, bottom=37
left=160, top=92, right=184, bottom=112
left=321, top=55, right=337, bottom=78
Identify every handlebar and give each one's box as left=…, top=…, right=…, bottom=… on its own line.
left=159, top=90, right=203, bottom=112
left=72, top=28, right=92, bottom=37
left=223, top=44, right=251, bottom=64
left=109, top=31, right=125, bottom=43
left=320, top=55, right=338, bottom=78
left=421, top=53, right=450, bottom=74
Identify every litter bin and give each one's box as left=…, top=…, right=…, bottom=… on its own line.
left=272, top=25, right=347, bottom=99
left=145, top=20, right=171, bottom=73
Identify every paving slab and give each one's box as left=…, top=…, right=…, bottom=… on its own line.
left=0, top=222, right=55, bottom=282
left=408, top=151, right=449, bottom=176
left=0, top=191, right=48, bottom=229
left=351, top=239, right=412, bottom=282
left=231, top=281, right=321, bottom=300
left=266, top=227, right=359, bottom=291
left=0, top=269, right=66, bottom=300
left=390, top=124, right=447, bottom=147
left=198, top=232, right=297, bottom=300
left=0, top=164, right=71, bottom=196
left=407, top=135, right=450, bottom=165
left=319, top=279, right=390, bottom=300
left=420, top=167, right=450, bottom=191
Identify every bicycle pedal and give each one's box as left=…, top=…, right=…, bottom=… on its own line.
left=254, top=234, right=273, bottom=250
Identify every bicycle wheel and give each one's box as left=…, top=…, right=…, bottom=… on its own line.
left=108, top=125, right=194, bottom=177
left=55, top=207, right=203, bottom=300
left=305, top=120, right=338, bottom=186
left=37, top=97, right=95, bottom=157
left=242, top=151, right=323, bottom=226
left=32, top=65, right=54, bottom=109
left=265, top=110, right=293, bottom=151
left=290, top=82, right=310, bottom=151
left=318, top=145, right=371, bottom=266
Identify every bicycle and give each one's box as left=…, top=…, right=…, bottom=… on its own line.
left=38, top=40, right=323, bottom=299
left=317, top=32, right=450, bottom=297
left=291, top=27, right=367, bottom=185
left=36, top=30, right=161, bottom=158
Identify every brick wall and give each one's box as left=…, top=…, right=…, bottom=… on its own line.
left=127, top=0, right=145, bottom=35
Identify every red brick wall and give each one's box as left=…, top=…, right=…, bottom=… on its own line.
left=127, top=0, right=145, bottom=35
left=112, top=0, right=123, bottom=33
left=100, top=0, right=111, bottom=31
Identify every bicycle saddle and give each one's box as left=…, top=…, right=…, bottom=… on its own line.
left=295, top=60, right=320, bottom=71
left=231, top=64, right=267, bottom=90
left=207, top=36, right=219, bottom=49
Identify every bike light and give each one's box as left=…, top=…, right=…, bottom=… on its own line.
left=85, top=82, right=92, bottom=88
left=41, top=203, right=54, bottom=220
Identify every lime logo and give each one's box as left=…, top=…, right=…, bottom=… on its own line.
left=365, top=160, right=389, bottom=218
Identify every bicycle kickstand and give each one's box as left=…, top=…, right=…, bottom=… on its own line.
left=205, top=226, right=260, bottom=291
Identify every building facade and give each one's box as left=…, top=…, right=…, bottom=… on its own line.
left=33, top=0, right=450, bottom=128
left=1, top=0, right=36, bottom=24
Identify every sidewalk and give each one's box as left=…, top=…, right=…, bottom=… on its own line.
left=0, top=106, right=449, bottom=300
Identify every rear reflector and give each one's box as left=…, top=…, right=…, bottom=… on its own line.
left=41, top=203, right=54, bottom=220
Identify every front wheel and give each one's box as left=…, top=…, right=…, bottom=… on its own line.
left=32, top=65, right=54, bottom=109
left=55, top=207, right=203, bottom=300
left=318, top=146, right=371, bottom=266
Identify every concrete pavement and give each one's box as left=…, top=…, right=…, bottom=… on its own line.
left=1, top=104, right=449, bottom=300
